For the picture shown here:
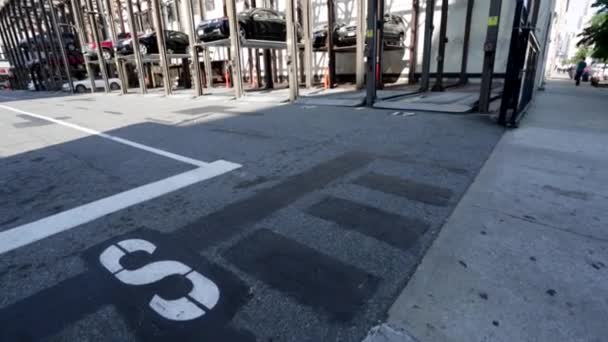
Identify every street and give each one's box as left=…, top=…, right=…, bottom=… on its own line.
left=0, top=91, right=502, bottom=341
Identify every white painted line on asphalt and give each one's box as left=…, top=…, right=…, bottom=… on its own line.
left=0, top=160, right=241, bottom=255
left=0, top=103, right=209, bottom=167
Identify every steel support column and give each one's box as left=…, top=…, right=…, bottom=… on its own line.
left=0, top=11, right=27, bottom=89
left=150, top=0, right=172, bottom=95
left=419, top=0, right=434, bottom=92
left=31, top=0, right=61, bottom=90
left=365, top=0, right=377, bottom=105
left=285, top=0, right=298, bottom=101
left=86, top=0, right=111, bottom=92
left=47, top=0, right=75, bottom=92
left=478, top=0, right=502, bottom=113
left=459, top=0, right=474, bottom=84
left=355, top=0, right=365, bottom=88
left=431, top=0, right=448, bottom=91
left=125, top=0, right=147, bottom=93
left=326, top=0, right=335, bottom=87
left=302, top=0, right=313, bottom=88
left=182, top=0, right=202, bottom=96
left=71, top=0, right=97, bottom=92
left=104, top=0, right=128, bottom=94
left=408, top=0, right=419, bottom=84
left=375, top=0, right=384, bottom=89
left=226, top=0, right=244, bottom=97
left=4, top=8, right=31, bottom=89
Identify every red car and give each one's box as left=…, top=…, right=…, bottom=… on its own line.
left=85, top=33, right=131, bottom=60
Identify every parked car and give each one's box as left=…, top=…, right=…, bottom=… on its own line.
left=18, top=33, right=85, bottom=77
left=197, top=8, right=300, bottom=42
left=85, top=33, right=131, bottom=60
left=590, top=63, right=607, bottom=86
left=62, top=78, right=122, bottom=93
left=116, top=30, right=189, bottom=56
left=313, top=13, right=406, bottom=50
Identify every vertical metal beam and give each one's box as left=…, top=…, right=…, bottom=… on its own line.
left=365, top=0, right=377, bottom=106
left=262, top=0, right=273, bottom=88
left=431, top=0, right=448, bottom=91
left=86, top=0, right=111, bottom=92
left=226, top=0, right=243, bottom=97
left=302, top=0, right=312, bottom=88
left=355, top=0, right=365, bottom=88
left=326, top=0, right=335, bottom=87
left=419, top=0, right=434, bottom=92
left=285, top=0, right=298, bottom=101
left=47, top=0, right=75, bottom=93
left=10, top=4, right=40, bottom=89
left=478, top=0, right=502, bottom=113
left=459, top=0, right=473, bottom=84
left=105, top=0, right=129, bottom=93
left=125, top=0, right=147, bottom=93
left=5, top=8, right=31, bottom=89
left=173, top=0, right=182, bottom=31
left=182, top=0, right=203, bottom=96
left=408, top=0, right=419, bottom=84
left=117, top=0, right=126, bottom=33
left=71, top=0, right=97, bottom=92
left=150, top=0, right=172, bottom=95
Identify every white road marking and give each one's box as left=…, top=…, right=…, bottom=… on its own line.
left=0, top=160, right=241, bottom=255
left=0, top=103, right=208, bottom=167
left=100, top=238, right=220, bottom=321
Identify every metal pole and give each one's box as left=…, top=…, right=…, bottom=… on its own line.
left=408, top=0, right=419, bottom=84
left=116, top=0, right=126, bottom=33
left=376, top=0, right=384, bottom=89
left=365, top=0, right=377, bottom=106
left=86, top=0, right=111, bottom=92
left=197, top=0, right=212, bottom=89
left=355, top=0, right=365, bottom=88
left=47, top=0, right=75, bottom=93
left=71, top=0, right=97, bottom=92
left=419, top=0, right=434, bottom=92
left=226, top=0, right=243, bottom=97
left=326, top=0, right=335, bottom=87
left=479, top=0, right=502, bottom=113
left=10, top=5, right=40, bottom=90
left=431, top=0, right=448, bottom=91
left=105, top=0, right=129, bottom=94
left=302, top=0, right=313, bottom=88
left=459, top=0, right=474, bottom=84
left=150, top=0, right=172, bottom=95
left=285, top=0, right=298, bottom=101
left=182, top=0, right=202, bottom=96
left=6, top=9, right=31, bottom=89
left=124, top=0, right=147, bottom=93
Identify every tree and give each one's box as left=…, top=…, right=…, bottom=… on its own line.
left=578, top=1, right=608, bottom=61
left=569, top=46, right=589, bottom=64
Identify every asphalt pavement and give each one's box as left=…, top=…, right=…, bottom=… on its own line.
left=0, top=90, right=503, bottom=341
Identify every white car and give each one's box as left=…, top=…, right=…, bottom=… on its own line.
left=63, top=78, right=122, bottom=93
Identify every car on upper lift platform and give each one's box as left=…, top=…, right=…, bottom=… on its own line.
left=196, top=8, right=299, bottom=43
left=313, top=13, right=406, bottom=50
left=116, top=30, right=190, bottom=56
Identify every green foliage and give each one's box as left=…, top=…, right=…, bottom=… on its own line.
left=578, top=1, right=608, bottom=61
left=569, top=46, right=589, bottom=64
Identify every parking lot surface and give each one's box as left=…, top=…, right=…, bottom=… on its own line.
left=0, top=91, right=503, bottom=341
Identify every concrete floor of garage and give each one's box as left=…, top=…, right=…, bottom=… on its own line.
left=0, top=89, right=502, bottom=341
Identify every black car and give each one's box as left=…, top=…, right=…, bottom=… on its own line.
left=313, top=13, right=406, bottom=50
left=116, top=30, right=190, bottom=56
left=197, top=8, right=293, bottom=42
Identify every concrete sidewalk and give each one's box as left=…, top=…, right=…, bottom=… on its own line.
left=366, top=79, right=608, bottom=342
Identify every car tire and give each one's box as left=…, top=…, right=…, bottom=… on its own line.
left=167, top=48, right=174, bottom=54
left=139, top=44, right=148, bottom=55
left=75, top=84, right=87, bottom=93
left=239, top=26, right=247, bottom=42
left=399, top=34, right=405, bottom=48
left=102, top=48, right=113, bottom=60
left=110, top=82, right=121, bottom=90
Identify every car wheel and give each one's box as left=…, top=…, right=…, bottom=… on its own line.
left=102, top=48, right=113, bottom=60
left=167, top=48, right=174, bottom=55
left=75, top=84, right=87, bottom=93
left=399, top=34, right=405, bottom=48
left=139, top=44, right=148, bottom=55
left=110, top=82, right=121, bottom=90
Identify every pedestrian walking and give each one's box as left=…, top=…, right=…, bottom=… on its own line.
left=575, top=59, right=587, bottom=86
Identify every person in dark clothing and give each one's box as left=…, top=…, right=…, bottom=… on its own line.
left=575, top=60, right=587, bottom=86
